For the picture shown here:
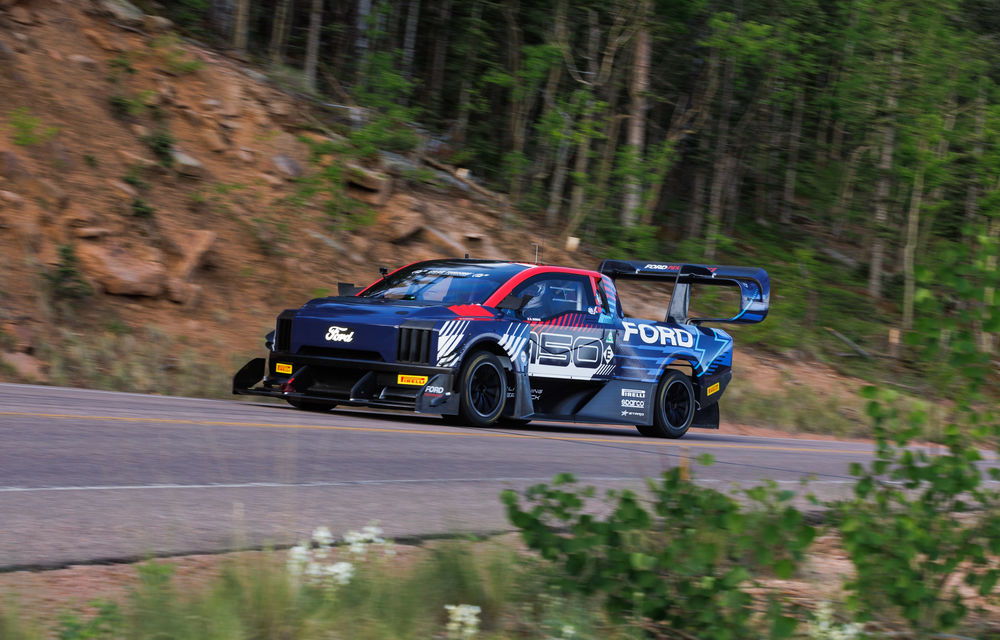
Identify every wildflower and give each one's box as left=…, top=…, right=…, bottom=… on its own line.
left=286, top=543, right=310, bottom=576
left=361, top=523, right=384, bottom=542
left=806, top=601, right=864, bottom=640
left=445, top=603, right=481, bottom=639
left=325, top=561, right=354, bottom=586
left=560, top=624, right=576, bottom=638
left=312, top=526, right=334, bottom=547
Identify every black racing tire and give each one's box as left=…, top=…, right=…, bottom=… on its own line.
left=286, top=398, right=338, bottom=412
left=456, top=351, right=507, bottom=427
left=636, top=370, right=695, bottom=439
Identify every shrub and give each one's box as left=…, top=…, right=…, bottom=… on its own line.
left=7, top=107, right=59, bottom=146
left=502, top=469, right=815, bottom=639
left=44, top=244, right=92, bottom=304
left=131, top=198, right=155, bottom=218
left=142, top=130, right=174, bottom=167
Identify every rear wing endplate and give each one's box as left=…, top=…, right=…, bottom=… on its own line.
left=597, top=260, right=770, bottom=325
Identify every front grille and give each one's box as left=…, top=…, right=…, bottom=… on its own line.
left=397, top=327, right=433, bottom=364
left=297, top=346, right=385, bottom=361
left=274, top=310, right=296, bottom=352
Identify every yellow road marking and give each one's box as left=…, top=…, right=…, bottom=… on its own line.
left=0, top=410, right=867, bottom=454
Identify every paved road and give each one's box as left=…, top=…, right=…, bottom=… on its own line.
left=0, top=382, right=877, bottom=569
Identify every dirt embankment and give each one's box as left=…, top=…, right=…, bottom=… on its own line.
left=0, top=0, right=594, bottom=386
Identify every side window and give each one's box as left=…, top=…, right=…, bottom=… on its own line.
left=512, top=275, right=596, bottom=321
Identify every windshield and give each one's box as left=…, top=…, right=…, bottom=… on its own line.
left=360, top=261, right=528, bottom=305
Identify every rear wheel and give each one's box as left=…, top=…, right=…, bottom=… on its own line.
left=286, top=398, right=337, bottom=412
left=456, top=351, right=507, bottom=427
left=636, top=370, right=695, bottom=438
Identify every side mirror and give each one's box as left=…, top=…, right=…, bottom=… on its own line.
left=496, top=294, right=531, bottom=311
left=338, top=282, right=361, bottom=296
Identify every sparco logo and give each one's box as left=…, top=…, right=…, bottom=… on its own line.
left=621, top=388, right=646, bottom=399
left=324, top=326, right=355, bottom=342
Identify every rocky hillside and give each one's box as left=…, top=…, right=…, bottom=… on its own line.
left=0, top=0, right=586, bottom=389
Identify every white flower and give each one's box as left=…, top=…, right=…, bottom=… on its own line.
left=286, top=543, right=310, bottom=576
left=325, top=561, right=354, bottom=585
left=806, top=601, right=864, bottom=640
left=311, top=526, right=334, bottom=547
left=445, top=604, right=481, bottom=639
left=304, top=561, right=325, bottom=583
left=560, top=624, right=576, bottom=639
left=361, top=523, right=384, bottom=542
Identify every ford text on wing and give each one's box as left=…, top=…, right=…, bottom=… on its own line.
left=233, top=258, right=770, bottom=438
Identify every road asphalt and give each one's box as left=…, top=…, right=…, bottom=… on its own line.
left=0, top=382, right=880, bottom=569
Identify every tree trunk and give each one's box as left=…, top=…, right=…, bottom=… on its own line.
left=564, top=10, right=598, bottom=237
left=452, top=0, right=482, bottom=144
left=704, top=57, right=734, bottom=261
left=982, top=216, right=998, bottom=353
left=269, top=0, right=292, bottom=65
left=232, top=0, right=250, bottom=52
left=621, top=0, right=651, bottom=227
left=527, top=0, right=568, bottom=203
left=592, top=113, right=625, bottom=221
left=545, top=113, right=573, bottom=227
left=781, top=89, right=804, bottom=224
left=919, top=99, right=955, bottom=251
left=868, top=49, right=900, bottom=300
left=304, top=0, right=323, bottom=90
left=965, top=83, right=986, bottom=224
left=402, top=0, right=421, bottom=81
left=356, top=0, right=373, bottom=77
left=831, top=145, right=866, bottom=239
left=902, top=139, right=927, bottom=332
left=429, top=0, right=453, bottom=114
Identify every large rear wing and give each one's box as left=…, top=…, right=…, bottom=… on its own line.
left=597, top=260, right=770, bottom=325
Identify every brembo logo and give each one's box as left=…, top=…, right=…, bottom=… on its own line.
left=622, top=321, right=694, bottom=348
left=325, top=326, right=355, bottom=342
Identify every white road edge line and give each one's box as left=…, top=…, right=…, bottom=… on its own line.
left=0, top=478, right=868, bottom=493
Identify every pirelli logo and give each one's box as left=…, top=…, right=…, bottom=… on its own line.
left=707, top=382, right=720, bottom=396
left=397, top=374, right=429, bottom=386
left=275, top=363, right=293, bottom=375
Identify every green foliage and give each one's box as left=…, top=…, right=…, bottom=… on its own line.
left=0, top=603, right=41, bottom=640
left=107, top=53, right=136, bottom=80
left=44, top=244, right=92, bottom=306
left=57, top=601, right=121, bottom=640
left=122, top=165, right=150, bottom=191
left=158, top=0, right=209, bottom=35
left=0, top=538, right=635, bottom=640
left=350, top=51, right=420, bottom=157
left=832, top=223, right=1000, bottom=636
left=150, top=34, right=203, bottom=74
left=108, top=92, right=152, bottom=120
left=295, top=135, right=376, bottom=232
left=7, top=107, right=59, bottom=146
left=834, top=389, right=1000, bottom=635
left=130, top=197, right=155, bottom=218
left=502, top=470, right=814, bottom=639
left=83, top=153, right=98, bottom=168
left=142, top=130, right=174, bottom=167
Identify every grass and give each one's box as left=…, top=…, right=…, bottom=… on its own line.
left=38, top=327, right=247, bottom=399
left=0, top=538, right=625, bottom=640
left=6, top=107, right=59, bottom=146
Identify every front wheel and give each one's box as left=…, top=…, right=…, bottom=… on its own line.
left=636, top=370, right=695, bottom=438
left=456, top=351, right=507, bottom=427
